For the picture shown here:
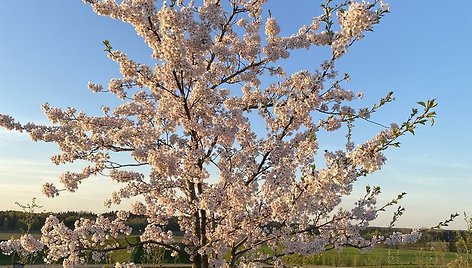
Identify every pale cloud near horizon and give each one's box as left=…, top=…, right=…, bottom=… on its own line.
left=0, top=157, right=62, bottom=186
left=0, top=175, right=138, bottom=213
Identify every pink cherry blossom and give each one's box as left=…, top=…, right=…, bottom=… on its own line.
left=0, top=1, right=435, bottom=267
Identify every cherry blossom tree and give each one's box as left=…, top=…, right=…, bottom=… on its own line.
left=0, top=0, right=437, bottom=267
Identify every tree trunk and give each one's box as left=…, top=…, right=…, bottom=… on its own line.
left=192, top=254, right=209, bottom=268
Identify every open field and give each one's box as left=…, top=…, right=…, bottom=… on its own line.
left=284, top=246, right=469, bottom=267
left=2, top=232, right=471, bottom=267
left=0, top=233, right=17, bottom=241
left=0, top=233, right=42, bottom=241
left=2, top=245, right=470, bottom=267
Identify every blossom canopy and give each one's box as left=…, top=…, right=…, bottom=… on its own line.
left=0, top=0, right=436, bottom=267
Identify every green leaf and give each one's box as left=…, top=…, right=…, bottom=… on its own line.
left=103, top=39, right=113, bottom=52
left=391, top=142, right=401, bottom=148
left=417, top=101, right=426, bottom=107
left=418, top=119, right=427, bottom=125
left=427, top=99, right=438, bottom=108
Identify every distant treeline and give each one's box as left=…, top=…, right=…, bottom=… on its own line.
left=0, top=210, right=464, bottom=251
left=0, top=210, right=180, bottom=236
left=362, top=226, right=459, bottom=246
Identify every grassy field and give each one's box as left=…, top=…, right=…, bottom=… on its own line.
left=0, top=233, right=190, bottom=266
left=3, top=245, right=467, bottom=267
left=0, top=233, right=22, bottom=240
left=1, top=232, right=471, bottom=267
left=0, top=233, right=42, bottom=241
left=283, top=246, right=469, bottom=267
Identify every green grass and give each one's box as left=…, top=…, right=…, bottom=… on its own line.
left=1, top=231, right=471, bottom=267
left=0, top=232, right=22, bottom=240
left=284, top=246, right=469, bottom=267
left=0, top=233, right=190, bottom=266
left=0, top=232, right=41, bottom=240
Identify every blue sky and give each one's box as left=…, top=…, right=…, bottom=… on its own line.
left=0, top=1, right=471, bottom=229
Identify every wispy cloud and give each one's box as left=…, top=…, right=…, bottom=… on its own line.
left=0, top=158, right=61, bottom=183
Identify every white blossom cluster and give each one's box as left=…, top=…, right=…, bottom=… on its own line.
left=384, top=229, right=422, bottom=246
left=349, top=124, right=399, bottom=173
left=0, top=234, right=44, bottom=263
left=0, top=0, right=433, bottom=267
left=42, top=182, right=59, bottom=198
left=37, top=214, right=132, bottom=267
left=332, top=1, right=389, bottom=57
left=0, top=234, right=44, bottom=256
